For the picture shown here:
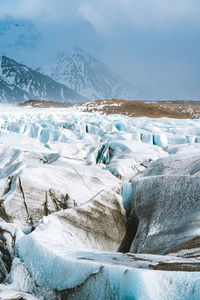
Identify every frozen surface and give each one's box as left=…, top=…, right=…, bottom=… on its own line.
left=129, top=175, right=200, bottom=254
left=0, top=105, right=200, bottom=299
left=0, top=105, right=169, bottom=228
left=17, top=229, right=200, bottom=299
left=0, top=286, right=39, bottom=300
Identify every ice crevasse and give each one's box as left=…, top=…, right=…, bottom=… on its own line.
left=0, top=106, right=200, bottom=299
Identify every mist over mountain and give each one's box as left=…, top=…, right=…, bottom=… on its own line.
left=0, top=18, right=42, bottom=64
left=0, top=1, right=200, bottom=100
left=39, top=47, right=138, bottom=100
left=0, top=56, right=85, bottom=103
left=0, top=18, right=139, bottom=102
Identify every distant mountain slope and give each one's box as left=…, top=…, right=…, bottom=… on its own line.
left=0, top=56, right=86, bottom=103
left=39, top=47, right=137, bottom=100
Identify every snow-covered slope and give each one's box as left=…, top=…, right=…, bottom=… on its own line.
left=1, top=106, right=200, bottom=299
left=0, top=56, right=85, bottom=103
left=39, top=47, right=137, bottom=100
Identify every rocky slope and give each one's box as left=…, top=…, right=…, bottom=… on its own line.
left=79, top=99, right=200, bottom=119
left=39, top=47, right=137, bottom=100
left=0, top=56, right=85, bottom=103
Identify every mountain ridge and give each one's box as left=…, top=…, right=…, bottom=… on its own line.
left=39, top=46, right=138, bottom=100
left=0, top=55, right=86, bottom=103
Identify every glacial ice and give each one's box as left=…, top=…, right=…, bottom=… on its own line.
left=1, top=105, right=200, bottom=299
left=129, top=175, right=200, bottom=254
left=16, top=231, right=200, bottom=299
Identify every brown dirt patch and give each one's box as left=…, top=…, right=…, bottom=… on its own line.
left=150, top=262, right=200, bottom=272
left=167, top=237, right=200, bottom=255
left=80, top=99, right=200, bottom=119
left=18, top=99, right=73, bottom=108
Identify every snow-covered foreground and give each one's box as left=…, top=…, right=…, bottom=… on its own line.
left=1, top=105, right=200, bottom=299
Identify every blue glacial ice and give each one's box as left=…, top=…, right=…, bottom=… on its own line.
left=0, top=105, right=200, bottom=299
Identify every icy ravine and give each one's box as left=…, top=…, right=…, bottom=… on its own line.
left=1, top=105, right=200, bottom=299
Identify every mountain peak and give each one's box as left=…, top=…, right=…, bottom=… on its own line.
left=40, top=47, right=137, bottom=100
left=0, top=55, right=29, bottom=71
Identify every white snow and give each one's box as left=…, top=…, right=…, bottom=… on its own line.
left=1, top=104, right=200, bottom=299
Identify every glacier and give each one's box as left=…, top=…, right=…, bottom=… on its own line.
left=1, top=105, right=200, bottom=299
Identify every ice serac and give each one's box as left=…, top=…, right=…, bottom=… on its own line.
left=140, top=152, right=200, bottom=177
left=124, top=153, right=200, bottom=255
left=2, top=107, right=200, bottom=298
left=1, top=146, right=120, bottom=227
left=18, top=188, right=126, bottom=255
left=39, top=46, right=137, bottom=100
left=0, top=56, right=85, bottom=103
left=17, top=233, right=200, bottom=299
left=51, top=189, right=126, bottom=251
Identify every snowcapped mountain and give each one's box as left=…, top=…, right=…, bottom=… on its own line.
left=39, top=47, right=137, bottom=100
left=0, top=56, right=86, bottom=103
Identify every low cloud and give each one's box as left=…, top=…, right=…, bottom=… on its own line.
left=0, top=0, right=200, bottom=99
left=0, top=0, right=199, bottom=31
left=0, top=0, right=79, bottom=22
left=79, top=0, right=200, bottom=33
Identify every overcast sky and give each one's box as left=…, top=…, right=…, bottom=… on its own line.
left=0, top=0, right=200, bottom=99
